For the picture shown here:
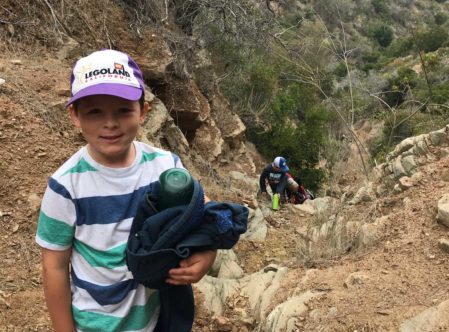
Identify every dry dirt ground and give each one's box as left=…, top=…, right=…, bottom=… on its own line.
left=0, top=55, right=83, bottom=330
left=1, top=50, right=449, bottom=332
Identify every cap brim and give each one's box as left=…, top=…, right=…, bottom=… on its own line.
left=281, top=166, right=289, bottom=172
left=66, top=83, right=143, bottom=107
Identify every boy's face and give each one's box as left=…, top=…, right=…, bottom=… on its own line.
left=69, top=94, right=149, bottom=167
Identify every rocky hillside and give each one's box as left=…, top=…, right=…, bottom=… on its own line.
left=1, top=1, right=449, bottom=331
left=192, top=124, right=449, bottom=331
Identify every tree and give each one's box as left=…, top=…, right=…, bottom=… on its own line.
left=370, top=23, right=394, bottom=47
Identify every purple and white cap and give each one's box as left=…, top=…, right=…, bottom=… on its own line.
left=273, top=156, right=289, bottom=172
left=66, top=49, right=145, bottom=106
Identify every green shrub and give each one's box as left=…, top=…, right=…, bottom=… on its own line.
left=246, top=62, right=277, bottom=107
left=250, top=104, right=329, bottom=191
left=368, top=135, right=390, bottom=163
left=415, top=83, right=449, bottom=104
left=382, top=109, right=414, bottom=146
left=435, top=12, right=448, bottom=25
left=382, top=67, right=418, bottom=107
left=370, top=23, right=394, bottom=47
left=362, top=51, right=381, bottom=64
left=360, top=51, right=382, bottom=71
left=410, top=111, right=449, bottom=135
left=271, top=84, right=318, bottom=120
left=221, top=60, right=277, bottom=109
left=386, top=36, right=414, bottom=57
left=333, top=62, right=348, bottom=78
left=415, top=27, right=449, bottom=52
left=370, top=107, right=449, bottom=161
left=371, top=0, right=390, bottom=16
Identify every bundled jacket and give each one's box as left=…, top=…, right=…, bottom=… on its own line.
left=126, top=178, right=248, bottom=332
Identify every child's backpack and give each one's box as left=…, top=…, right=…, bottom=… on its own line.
left=305, top=189, right=315, bottom=200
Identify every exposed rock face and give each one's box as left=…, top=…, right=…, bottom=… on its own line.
left=140, top=98, right=190, bottom=156
left=192, top=123, right=449, bottom=332
left=437, top=193, right=449, bottom=228
left=211, top=94, right=246, bottom=141
left=156, top=76, right=211, bottom=137
left=192, top=119, right=224, bottom=161
left=264, top=291, right=317, bottom=332
left=196, top=265, right=289, bottom=320
left=134, top=39, right=173, bottom=85
left=138, top=81, right=252, bottom=171
left=377, top=125, right=449, bottom=186
left=400, top=300, right=449, bottom=331
left=242, top=207, right=268, bottom=241
left=130, top=39, right=253, bottom=171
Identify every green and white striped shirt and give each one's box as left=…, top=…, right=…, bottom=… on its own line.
left=36, top=141, right=184, bottom=332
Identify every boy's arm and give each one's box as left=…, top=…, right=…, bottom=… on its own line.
left=166, top=250, right=217, bottom=285
left=42, top=248, right=75, bottom=332
left=259, top=166, right=269, bottom=192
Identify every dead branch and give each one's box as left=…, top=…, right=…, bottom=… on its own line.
left=40, top=0, right=66, bottom=36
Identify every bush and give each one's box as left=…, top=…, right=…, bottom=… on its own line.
left=415, top=83, right=449, bottom=104
left=382, top=67, right=418, bottom=107
left=250, top=104, right=329, bottom=191
left=435, top=12, right=448, bottom=25
left=415, top=27, right=449, bottom=52
left=333, top=62, right=348, bottom=78
left=369, top=107, right=449, bottom=161
left=386, top=36, right=414, bottom=57
left=246, top=62, right=277, bottom=107
left=370, top=23, right=394, bottom=47
left=371, top=0, right=390, bottom=16
left=368, top=135, right=390, bottom=163
left=271, top=84, right=318, bottom=120
left=221, top=60, right=277, bottom=109
left=382, top=109, right=414, bottom=146
left=360, top=51, right=382, bottom=71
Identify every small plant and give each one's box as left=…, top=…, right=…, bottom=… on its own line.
left=435, top=12, right=448, bottom=25
left=369, top=23, right=394, bottom=47
left=386, top=36, right=414, bottom=57
left=415, top=27, right=449, bottom=53
left=371, top=0, right=390, bottom=16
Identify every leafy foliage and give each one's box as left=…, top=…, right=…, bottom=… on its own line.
left=371, top=0, right=390, bottom=16
left=434, top=12, right=448, bottom=25
left=382, top=67, right=418, bottom=107
left=369, top=23, right=394, bottom=47
left=252, top=104, right=328, bottom=191
left=386, top=36, right=414, bottom=57
left=155, top=0, right=449, bottom=191
left=414, top=27, right=449, bottom=52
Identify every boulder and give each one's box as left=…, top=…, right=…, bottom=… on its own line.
left=436, top=194, right=449, bottom=228
left=400, top=300, right=449, bottom=331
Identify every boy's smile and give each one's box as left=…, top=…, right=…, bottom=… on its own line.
left=69, top=95, right=149, bottom=168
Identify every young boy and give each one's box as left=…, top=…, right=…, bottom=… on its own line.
left=258, top=156, right=290, bottom=206
left=35, top=49, right=216, bottom=332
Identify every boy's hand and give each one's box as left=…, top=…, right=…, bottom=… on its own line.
left=166, top=250, right=217, bottom=285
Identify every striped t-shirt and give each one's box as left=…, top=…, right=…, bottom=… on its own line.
left=36, top=141, right=184, bottom=332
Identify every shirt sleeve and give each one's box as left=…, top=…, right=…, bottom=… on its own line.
left=35, top=178, right=76, bottom=251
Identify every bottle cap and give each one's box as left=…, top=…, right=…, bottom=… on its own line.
left=157, top=168, right=194, bottom=210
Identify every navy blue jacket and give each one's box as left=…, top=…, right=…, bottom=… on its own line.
left=126, top=179, right=248, bottom=332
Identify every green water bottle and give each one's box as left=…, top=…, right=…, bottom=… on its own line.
left=157, top=168, right=194, bottom=211
left=272, top=193, right=280, bottom=211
